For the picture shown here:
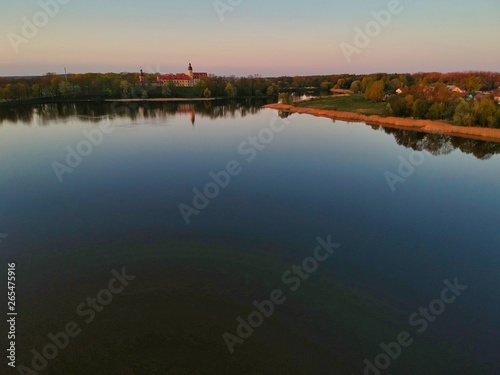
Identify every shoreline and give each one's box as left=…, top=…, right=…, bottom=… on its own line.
left=265, top=103, right=500, bottom=143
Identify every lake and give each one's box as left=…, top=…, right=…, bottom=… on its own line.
left=1, top=101, right=499, bottom=374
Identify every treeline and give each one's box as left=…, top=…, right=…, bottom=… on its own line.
left=343, top=72, right=500, bottom=128
left=1, top=71, right=499, bottom=127
left=0, top=72, right=283, bottom=101
left=1, top=71, right=498, bottom=101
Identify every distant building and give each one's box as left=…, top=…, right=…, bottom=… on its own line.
left=139, top=69, right=144, bottom=86
left=474, top=92, right=492, bottom=101
left=156, top=63, right=208, bottom=87
left=447, top=85, right=465, bottom=94
left=492, top=90, right=500, bottom=104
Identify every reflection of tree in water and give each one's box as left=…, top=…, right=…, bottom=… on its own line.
left=448, top=137, right=500, bottom=160
left=0, top=99, right=266, bottom=126
left=3, top=103, right=500, bottom=160
left=278, top=111, right=292, bottom=119
left=381, top=127, right=500, bottom=160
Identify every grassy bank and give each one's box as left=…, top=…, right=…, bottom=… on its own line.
left=295, top=95, right=387, bottom=116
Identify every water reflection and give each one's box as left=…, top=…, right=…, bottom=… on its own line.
left=1, top=101, right=499, bottom=160
left=379, top=126, right=500, bottom=160
left=0, top=99, right=267, bottom=127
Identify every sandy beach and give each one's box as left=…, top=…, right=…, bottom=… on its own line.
left=265, top=103, right=500, bottom=143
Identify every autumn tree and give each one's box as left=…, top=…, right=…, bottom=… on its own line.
left=361, top=77, right=375, bottom=93
left=334, top=78, right=346, bottom=89
left=465, top=76, right=483, bottom=93
left=350, top=80, right=362, bottom=93
left=279, top=92, right=293, bottom=104
left=266, top=84, right=279, bottom=98
left=203, top=88, right=212, bottom=98
left=320, top=81, right=332, bottom=91
left=365, top=80, right=385, bottom=102
left=225, top=83, right=237, bottom=98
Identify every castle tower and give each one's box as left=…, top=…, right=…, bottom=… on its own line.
left=188, top=63, right=193, bottom=79
left=139, top=69, right=144, bottom=85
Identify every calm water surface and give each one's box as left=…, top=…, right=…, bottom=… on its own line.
left=0, top=101, right=499, bottom=374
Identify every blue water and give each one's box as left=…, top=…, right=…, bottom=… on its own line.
left=0, top=102, right=499, bottom=374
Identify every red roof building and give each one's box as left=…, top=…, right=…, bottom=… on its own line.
left=156, top=63, right=208, bottom=87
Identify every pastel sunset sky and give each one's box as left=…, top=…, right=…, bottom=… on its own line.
left=1, top=0, right=499, bottom=76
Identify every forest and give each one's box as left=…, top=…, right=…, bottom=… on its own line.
left=1, top=71, right=499, bottom=128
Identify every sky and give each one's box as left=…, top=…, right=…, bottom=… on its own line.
left=0, top=0, right=499, bottom=77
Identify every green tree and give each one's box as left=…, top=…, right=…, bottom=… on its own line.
left=193, top=81, right=208, bottom=97
left=167, top=81, right=178, bottom=97
left=161, top=84, right=172, bottom=98
left=492, top=108, right=500, bottom=129
left=388, top=94, right=413, bottom=117
left=59, top=81, right=82, bottom=98
left=474, top=98, right=497, bottom=127
left=203, top=88, right=212, bottom=98
left=412, top=99, right=430, bottom=119
left=388, top=95, right=407, bottom=116
left=119, top=80, right=131, bottom=98
left=426, top=102, right=446, bottom=120
left=453, top=100, right=475, bottom=126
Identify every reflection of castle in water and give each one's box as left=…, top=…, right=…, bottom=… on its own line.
left=0, top=100, right=267, bottom=128
left=3, top=103, right=500, bottom=160
left=176, top=104, right=196, bottom=125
